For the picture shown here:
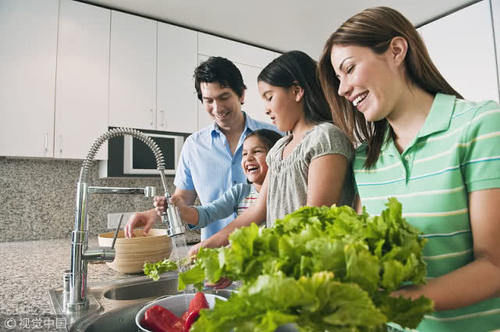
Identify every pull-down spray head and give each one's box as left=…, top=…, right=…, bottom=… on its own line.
left=159, top=171, right=185, bottom=237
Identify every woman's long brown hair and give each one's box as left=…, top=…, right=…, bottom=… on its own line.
left=318, top=6, right=462, bottom=168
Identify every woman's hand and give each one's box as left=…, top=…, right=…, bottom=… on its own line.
left=188, top=241, right=204, bottom=258
left=205, top=277, right=233, bottom=289
left=188, top=241, right=233, bottom=289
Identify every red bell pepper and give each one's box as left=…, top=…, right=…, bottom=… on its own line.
left=183, top=309, right=200, bottom=332
left=180, top=310, right=190, bottom=324
left=142, top=305, right=183, bottom=332
left=188, top=292, right=209, bottom=313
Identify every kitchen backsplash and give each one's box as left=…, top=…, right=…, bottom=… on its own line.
left=0, top=157, right=200, bottom=243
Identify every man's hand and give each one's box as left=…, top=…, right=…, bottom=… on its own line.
left=153, top=196, right=167, bottom=216
left=124, top=209, right=157, bottom=238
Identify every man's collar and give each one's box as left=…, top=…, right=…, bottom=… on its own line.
left=210, top=111, right=251, bottom=137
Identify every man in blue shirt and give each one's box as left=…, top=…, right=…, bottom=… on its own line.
left=125, top=56, right=277, bottom=240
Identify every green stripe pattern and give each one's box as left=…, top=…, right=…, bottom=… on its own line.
left=354, top=94, right=500, bottom=331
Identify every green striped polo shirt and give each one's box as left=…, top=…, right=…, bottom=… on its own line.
left=353, top=93, right=500, bottom=331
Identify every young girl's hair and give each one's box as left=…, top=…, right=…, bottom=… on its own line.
left=245, top=129, right=282, bottom=151
left=318, top=6, right=462, bottom=168
left=258, top=50, right=333, bottom=124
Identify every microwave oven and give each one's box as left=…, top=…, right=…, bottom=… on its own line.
left=99, top=128, right=188, bottom=178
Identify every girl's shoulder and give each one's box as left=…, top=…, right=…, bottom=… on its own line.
left=309, top=122, right=350, bottom=140
left=302, top=122, right=354, bottom=159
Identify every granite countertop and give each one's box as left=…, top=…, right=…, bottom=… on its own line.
left=0, top=238, right=147, bottom=316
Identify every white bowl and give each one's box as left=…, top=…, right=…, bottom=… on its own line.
left=135, top=293, right=227, bottom=332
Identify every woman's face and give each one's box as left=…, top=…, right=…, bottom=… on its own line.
left=241, top=135, right=269, bottom=186
left=330, top=44, right=402, bottom=122
left=258, top=81, right=302, bottom=132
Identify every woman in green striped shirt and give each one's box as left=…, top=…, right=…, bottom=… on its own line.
left=318, top=6, right=500, bottom=332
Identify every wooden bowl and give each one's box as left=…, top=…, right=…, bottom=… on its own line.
left=98, top=229, right=172, bottom=274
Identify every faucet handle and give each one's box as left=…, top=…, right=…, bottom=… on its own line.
left=144, top=186, right=156, bottom=198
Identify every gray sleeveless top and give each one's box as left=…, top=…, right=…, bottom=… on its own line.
left=265, top=122, right=354, bottom=227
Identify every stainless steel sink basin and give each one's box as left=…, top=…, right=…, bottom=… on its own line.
left=70, top=302, right=144, bottom=332
left=103, top=277, right=179, bottom=300
left=70, top=288, right=235, bottom=332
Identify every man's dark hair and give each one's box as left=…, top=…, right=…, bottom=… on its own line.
left=194, top=56, right=247, bottom=102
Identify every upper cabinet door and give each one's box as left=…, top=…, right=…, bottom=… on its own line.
left=109, top=11, right=157, bottom=130
left=0, top=0, right=58, bottom=157
left=237, top=62, right=269, bottom=124
left=157, top=23, right=198, bottom=133
left=55, top=0, right=110, bottom=160
left=418, top=0, right=498, bottom=102
left=197, top=55, right=212, bottom=130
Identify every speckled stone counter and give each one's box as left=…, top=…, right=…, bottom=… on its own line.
left=0, top=238, right=136, bottom=316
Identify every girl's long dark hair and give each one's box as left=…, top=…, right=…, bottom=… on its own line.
left=258, top=50, right=333, bottom=124
left=318, top=6, right=462, bottom=168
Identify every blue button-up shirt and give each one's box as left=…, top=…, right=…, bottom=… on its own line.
left=174, top=113, right=278, bottom=240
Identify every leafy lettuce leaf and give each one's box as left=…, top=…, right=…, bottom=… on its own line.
left=143, top=259, right=178, bottom=281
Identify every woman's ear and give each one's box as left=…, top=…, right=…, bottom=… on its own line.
left=388, top=36, right=408, bottom=66
left=293, top=85, right=305, bottom=103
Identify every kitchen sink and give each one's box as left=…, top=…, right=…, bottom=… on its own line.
left=50, top=272, right=238, bottom=331
left=69, top=287, right=235, bottom=332
left=70, top=302, right=144, bottom=332
left=103, top=277, right=179, bottom=300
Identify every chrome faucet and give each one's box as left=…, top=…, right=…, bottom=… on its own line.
left=65, top=127, right=184, bottom=312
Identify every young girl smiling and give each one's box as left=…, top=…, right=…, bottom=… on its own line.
left=161, top=129, right=282, bottom=228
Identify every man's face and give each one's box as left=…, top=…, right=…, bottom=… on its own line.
left=200, top=82, right=245, bottom=129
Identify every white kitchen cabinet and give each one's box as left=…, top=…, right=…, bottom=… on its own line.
left=418, top=0, right=499, bottom=102
left=55, top=0, right=110, bottom=160
left=109, top=11, right=157, bottom=130
left=197, top=33, right=279, bottom=129
left=157, top=23, right=198, bottom=133
left=0, top=0, right=59, bottom=157
left=109, top=12, right=198, bottom=133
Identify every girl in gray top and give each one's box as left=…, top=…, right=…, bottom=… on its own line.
left=190, top=50, right=354, bottom=252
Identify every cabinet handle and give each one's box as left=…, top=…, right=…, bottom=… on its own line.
left=44, top=133, right=49, bottom=153
left=150, top=109, right=154, bottom=127
left=160, top=110, right=165, bottom=127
